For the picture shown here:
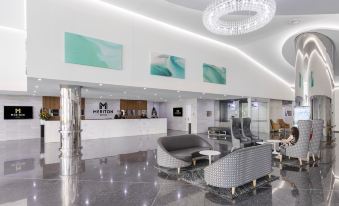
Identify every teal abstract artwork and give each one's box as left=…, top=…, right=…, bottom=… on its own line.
left=203, top=63, right=226, bottom=85
left=150, top=53, right=185, bottom=79
left=65, top=32, right=123, bottom=70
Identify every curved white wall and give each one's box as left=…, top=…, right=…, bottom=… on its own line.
left=26, top=0, right=293, bottom=100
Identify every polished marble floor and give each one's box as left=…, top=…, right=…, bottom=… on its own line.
left=0, top=130, right=338, bottom=206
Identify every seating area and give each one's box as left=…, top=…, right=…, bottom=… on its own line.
left=207, top=127, right=230, bottom=139
left=156, top=118, right=325, bottom=199
left=279, top=119, right=324, bottom=165
left=157, top=134, right=213, bottom=173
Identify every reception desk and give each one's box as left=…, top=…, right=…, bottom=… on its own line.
left=44, top=118, right=167, bottom=143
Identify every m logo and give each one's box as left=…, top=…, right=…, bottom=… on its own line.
left=15, top=108, right=21, bottom=114
left=99, top=102, right=107, bottom=110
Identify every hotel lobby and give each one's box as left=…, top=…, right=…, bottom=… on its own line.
left=0, top=0, right=339, bottom=205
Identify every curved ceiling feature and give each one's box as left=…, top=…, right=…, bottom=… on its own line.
left=165, top=0, right=339, bottom=15
left=282, top=29, right=339, bottom=82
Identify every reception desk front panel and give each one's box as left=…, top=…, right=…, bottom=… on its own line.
left=44, top=118, right=167, bottom=143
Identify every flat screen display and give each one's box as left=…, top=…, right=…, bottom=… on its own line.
left=4, top=106, right=33, bottom=120
left=173, top=107, right=183, bottom=117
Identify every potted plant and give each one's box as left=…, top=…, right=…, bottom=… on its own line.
left=39, top=108, right=51, bottom=125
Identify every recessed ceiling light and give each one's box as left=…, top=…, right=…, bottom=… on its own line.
left=37, top=78, right=42, bottom=81
left=143, top=87, right=147, bottom=90
left=99, top=83, right=103, bottom=86
left=288, top=18, right=301, bottom=25
left=223, top=94, right=227, bottom=97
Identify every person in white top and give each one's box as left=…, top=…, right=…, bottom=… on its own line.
left=277, top=127, right=299, bottom=159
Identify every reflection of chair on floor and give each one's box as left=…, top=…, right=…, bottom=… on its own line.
left=280, top=120, right=312, bottom=166
left=231, top=118, right=252, bottom=151
left=308, top=119, right=324, bottom=161
left=280, top=168, right=313, bottom=205
left=242, top=118, right=263, bottom=143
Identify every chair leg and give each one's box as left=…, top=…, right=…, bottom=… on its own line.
left=312, top=154, right=316, bottom=162
left=307, top=152, right=310, bottom=162
left=279, top=154, right=283, bottom=162
left=268, top=174, right=272, bottom=179
left=252, top=179, right=257, bottom=188
left=231, top=187, right=236, bottom=195
left=177, top=168, right=181, bottom=174
left=192, top=160, right=196, bottom=166
left=298, top=158, right=302, bottom=166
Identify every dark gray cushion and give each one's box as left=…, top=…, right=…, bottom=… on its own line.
left=170, top=146, right=211, bottom=161
left=159, top=134, right=211, bottom=152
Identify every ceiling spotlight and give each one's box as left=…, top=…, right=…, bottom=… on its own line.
left=37, top=78, right=42, bottom=81
left=143, top=87, right=147, bottom=90
left=99, top=83, right=103, bottom=86
left=203, top=0, right=276, bottom=35
left=288, top=18, right=301, bottom=25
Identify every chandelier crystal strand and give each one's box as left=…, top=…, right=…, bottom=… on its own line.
left=203, top=0, right=276, bottom=35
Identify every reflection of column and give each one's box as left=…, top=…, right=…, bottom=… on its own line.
left=61, top=175, right=80, bottom=206
left=59, top=85, right=82, bottom=176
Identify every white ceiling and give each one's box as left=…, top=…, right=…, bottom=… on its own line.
left=166, top=0, right=339, bottom=15
left=100, top=0, right=339, bottom=86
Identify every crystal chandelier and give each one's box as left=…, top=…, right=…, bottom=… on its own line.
left=202, top=0, right=276, bottom=35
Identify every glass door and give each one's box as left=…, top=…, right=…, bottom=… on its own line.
left=251, top=101, right=269, bottom=140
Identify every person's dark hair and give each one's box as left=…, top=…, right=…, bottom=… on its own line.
left=291, top=127, right=299, bottom=142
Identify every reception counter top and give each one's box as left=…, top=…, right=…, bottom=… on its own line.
left=44, top=118, right=167, bottom=143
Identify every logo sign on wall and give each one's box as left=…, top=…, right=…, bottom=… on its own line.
left=92, top=102, right=114, bottom=117
left=173, top=107, right=183, bottom=117
left=4, top=106, right=33, bottom=120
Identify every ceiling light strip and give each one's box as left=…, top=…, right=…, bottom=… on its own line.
left=88, top=0, right=293, bottom=88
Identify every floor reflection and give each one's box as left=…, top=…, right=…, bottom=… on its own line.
left=0, top=131, right=337, bottom=205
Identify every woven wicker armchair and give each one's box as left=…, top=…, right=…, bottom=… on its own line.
left=204, top=144, right=272, bottom=196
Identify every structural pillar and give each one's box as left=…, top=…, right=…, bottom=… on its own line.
left=59, top=85, right=82, bottom=176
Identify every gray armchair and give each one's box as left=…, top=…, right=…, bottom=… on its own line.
left=231, top=118, right=252, bottom=151
left=281, top=120, right=312, bottom=166
left=241, top=118, right=263, bottom=143
left=204, top=144, right=272, bottom=195
left=157, top=135, right=212, bottom=173
left=309, top=119, right=324, bottom=161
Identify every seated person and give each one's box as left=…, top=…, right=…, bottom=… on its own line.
left=280, top=126, right=299, bottom=149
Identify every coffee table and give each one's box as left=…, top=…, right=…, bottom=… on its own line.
left=199, top=150, right=221, bottom=165
left=266, top=139, right=281, bottom=155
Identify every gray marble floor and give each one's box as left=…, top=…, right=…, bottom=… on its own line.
left=0, top=130, right=337, bottom=206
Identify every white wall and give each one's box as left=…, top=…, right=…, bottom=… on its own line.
left=160, top=99, right=197, bottom=133
left=0, top=0, right=27, bottom=92
left=197, top=99, right=215, bottom=133
left=26, top=0, right=293, bottom=100
left=0, top=95, right=42, bottom=141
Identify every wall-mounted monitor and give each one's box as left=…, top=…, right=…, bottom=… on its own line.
left=4, top=106, right=33, bottom=120
left=173, top=107, right=183, bottom=117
